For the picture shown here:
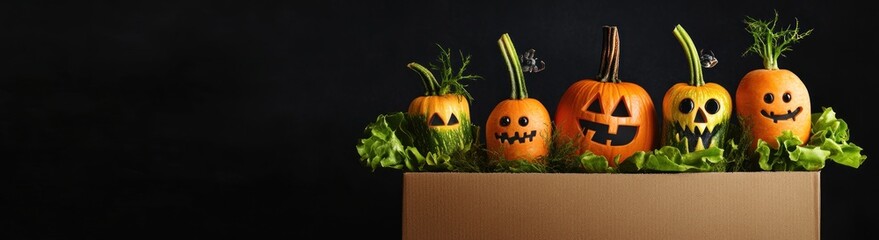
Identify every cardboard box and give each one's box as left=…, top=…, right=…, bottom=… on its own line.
left=402, top=172, right=820, bottom=240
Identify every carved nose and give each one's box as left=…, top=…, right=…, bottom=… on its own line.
left=694, top=109, right=707, bottom=123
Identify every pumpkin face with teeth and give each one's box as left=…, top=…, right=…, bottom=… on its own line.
left=557, top=81, right=656, bottom=164
left=663, top=83, right=732, bottom=152
left=663, top=25, right=732, bottom=152
left=555, top=26, right=656, bottom=165
left=485, top=33, right=551, bottom=162
left=736, top=69, right=811, bottom=150
left=486, top=99, right=551, bottom=160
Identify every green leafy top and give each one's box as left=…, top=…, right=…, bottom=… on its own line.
left=409, top=45, right=481, bottom=100
left=743, top=11, right=813, bottom=70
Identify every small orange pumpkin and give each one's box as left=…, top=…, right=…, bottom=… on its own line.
left=555, top=26, right=655, bottom=166
left=485, top=33, right=551, bottom=161
left=405, top=46, right=479, bottom=155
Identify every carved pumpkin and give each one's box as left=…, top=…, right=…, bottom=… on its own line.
left=486, top=33, right=551, bottom=161
left=555, top=26, right=655, bottom=165
left=662, top=25, right=732, bottom=152
left=408, top=93, right=470, bottom=131
left=405, top=52, right=477, bottom=155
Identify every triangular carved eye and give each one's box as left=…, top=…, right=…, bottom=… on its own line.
left=587, top=95, right=603, bottom=113
left=447, top=114, right=459, bottom=125
left=612, top=98, right=630, bottom=117
left=429, top=113, right=445, bottom=126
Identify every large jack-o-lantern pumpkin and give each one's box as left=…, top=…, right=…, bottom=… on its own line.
left=555, top=26, right=655, bottom=166
left=662, top=25, right=732, bottom=152
left=485, top=33, right=552, bottom=162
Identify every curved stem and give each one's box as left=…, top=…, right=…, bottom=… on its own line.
left=673, top=25, right=704, bottom=86
left=407, top=62, right=438, bottom=95
left=597, top=26, right=621, bottom=83
left=498, top=33, right=528, bottom=99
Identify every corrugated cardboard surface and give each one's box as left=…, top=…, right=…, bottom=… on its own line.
left=403, top=172, right=820, bottom=240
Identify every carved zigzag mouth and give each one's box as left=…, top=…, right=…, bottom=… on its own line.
left=579, top=120, right=638, bottom=146
left=495, top=130, right=537, bottom=145
left=676, top=123, right=716, bottom=152
left=760, top=107, right=803, bottom=123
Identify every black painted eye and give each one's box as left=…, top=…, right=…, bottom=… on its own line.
left=679, top=98, right=694, bottom=114
left=783, top=92, right=792, bottom=103
left=500, top=116, right=511, bottom=127
left=764, top=93, right=774, bottom=103
left=518, top=116, right=529, bottom=126
left=705, top=99, right=720, bottom=114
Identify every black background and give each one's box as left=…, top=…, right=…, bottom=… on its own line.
left=4, top=0, right=876, bottom=239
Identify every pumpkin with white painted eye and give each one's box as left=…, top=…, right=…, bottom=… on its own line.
left=486, top=33, right=551, bottom=162
left=662, top=25, right=732, bottom=152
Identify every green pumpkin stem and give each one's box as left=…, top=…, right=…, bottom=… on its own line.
left=499, top=33, right=528, bottom=99
left=407, top=62, right=439, bottom=96
left=597, top=26, right=621, bottom=83
left=673, top=25, right=704, bottom=86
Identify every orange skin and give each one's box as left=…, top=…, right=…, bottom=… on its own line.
left=486, top=98, right=552, bottom=162
left=555, top=80, right=655, bottom=166
left=408, top=94, right=470, bottom=130
left=736, top=69, right=811, bottom=150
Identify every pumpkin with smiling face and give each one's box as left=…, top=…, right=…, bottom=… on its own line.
left=736, top=70, right=810, bottom=150
left=662, top=25, right=733, bottom=152
left=486, top=99, right=551, bottom=161
left=555, top=26, right=655, bottom=165
left=486, top=33, right=551, bottom=161
left=737, top=12, right=813, bottom=150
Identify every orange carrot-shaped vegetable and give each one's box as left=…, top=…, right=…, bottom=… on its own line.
left=736, top=11, right=813, bottom=150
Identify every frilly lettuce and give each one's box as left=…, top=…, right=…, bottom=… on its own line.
left=577, top=139, right=725, bottom=173
left=356, top=112, right=456, bottom=172
left=757, top=107, right=867, bottom=171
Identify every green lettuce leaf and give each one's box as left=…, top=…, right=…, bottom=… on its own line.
left=756, top=107, right=866, bottom=171
left=356, top=112, right=458, bottom=172
left=578, top=151, right=616, bottom=173
left=810, top=107, right=866, bottom=168
left=617, top=138, right=725, bottom=173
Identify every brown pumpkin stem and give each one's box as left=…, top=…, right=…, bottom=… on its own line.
left=407, top=62, right=439, bottom=95
left=597, top=26, right=621, bottom=83
left=673, top=25, right=705, bottom=86
left=498, top=33, right=528, bottom=99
